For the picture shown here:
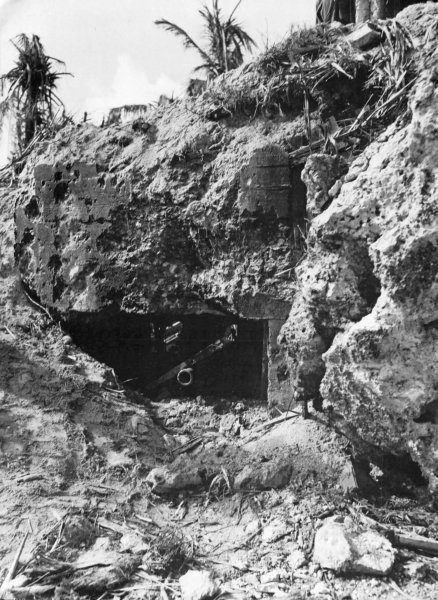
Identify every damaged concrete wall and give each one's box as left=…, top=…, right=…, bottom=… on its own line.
left=15, top=121, right=305, bottom=320
left=15, top=104, right=307, bottom=405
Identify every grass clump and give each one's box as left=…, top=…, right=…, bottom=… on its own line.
left=143, top=526, right=193, bottom=576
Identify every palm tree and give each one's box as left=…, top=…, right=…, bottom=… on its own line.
left=155, top=0, right=255, bottom=81
left=0, top=34, right=70, bottom=148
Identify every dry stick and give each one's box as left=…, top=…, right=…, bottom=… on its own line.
left=48, top=519, right=66, bottom=554
left=0, top=532, right=28, bottom=599
left=390, top=532, right=438, bottom=557
left=348, top=79, right=415, bottom=133
left=388, top=580, right=412, bottom=600
left=15, top=474, right=44, bottom=484
left=22, top=290, right=53, bottom=321
left=202, top=556, right=259, bottom=573
left=103, top=387, right=125, bottom=395
left=351, top=507, right=438, bottom=557
left=240, top=412, right=300, bottom=442
left=212, top=526, right=263, bottom=555
left=6, top=585, right=55, bottom=598
left=1, top=326, right=16, bottom=339
left=173, top=436, right=204, bottom=455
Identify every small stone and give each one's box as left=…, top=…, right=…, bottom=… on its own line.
left=235, top=461, right=292, bottom=491
left=288, top=548, right=307, bottom=571
left=404, top=560, right=428, bottom=579
left=219, top=413, right=237, bottom=435
left=257, top=582, right=286, bottom=595
left=91, top=537, right=112, bottom=552
left=241, top=572, right=259, bottom=586
left=313, top=516, right=395, bottom=576
left=346, top=24, right=381, bottom=50
left=179, top=570, right=219, bottom=600
left=244, top=520, right=260, bottom=535
left=369, top=463, right=384, bottom=482
left=312, top=581, right=331, bottom=596
left=259, top=569, right=287, bottom=584
left=338, top=461, right=358, bottom=494
left=266, top=553, right=282, bottom=568
left=119, top=532, right=148, bottom=554
left=145, top=463, right=203, bottom=495
left=262, top=518, right=289, bottom=543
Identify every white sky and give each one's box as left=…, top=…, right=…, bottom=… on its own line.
left=0, top=0, right=315, bottom=122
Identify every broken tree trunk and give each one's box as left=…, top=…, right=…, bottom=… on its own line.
left=356, top=0, right=370, bottom=23
left=390, top=532, right=438, bottom=557
left=371, top=0, right=386, bottom=19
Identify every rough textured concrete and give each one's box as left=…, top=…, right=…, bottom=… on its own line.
left=301, top=154, right=348, bottom=220
left=15, top=118, right=305, bottom=321
left=282, top=47, right=438, bottom=488
left=14, top=94, right=305, bottom=407
left=239, top=144, right=305, bottom=220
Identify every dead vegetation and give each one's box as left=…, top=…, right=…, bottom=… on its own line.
left=200, top=18, right=417, bottom=166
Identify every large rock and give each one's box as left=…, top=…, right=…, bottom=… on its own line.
left=313, top=516, right=395, bottom=575
left=282, top=49, right=438, bottom=489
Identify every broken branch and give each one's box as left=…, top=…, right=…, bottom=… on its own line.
left=0, top=533, right=29, bottom=600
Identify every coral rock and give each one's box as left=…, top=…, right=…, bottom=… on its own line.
left=313, top=517, right=395, bottom=575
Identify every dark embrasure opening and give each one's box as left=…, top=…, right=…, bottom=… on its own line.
left=66, top=311, right=267, bottom=400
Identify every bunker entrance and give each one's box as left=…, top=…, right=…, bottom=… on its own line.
left=66, top=311, right=267, bottom=400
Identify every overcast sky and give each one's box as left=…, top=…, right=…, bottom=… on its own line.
left=0, top=0, right=315, bottom=122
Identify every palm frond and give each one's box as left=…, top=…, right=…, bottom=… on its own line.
left=155, top=18, right=216, bottom=71
left=1, top=33, right=70, bottom=147
left=157, top=1, right=254, bottom=79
